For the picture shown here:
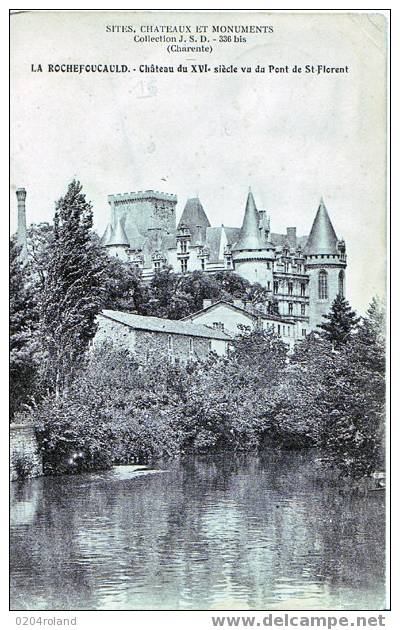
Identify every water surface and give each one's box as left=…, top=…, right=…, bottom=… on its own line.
left=10, top=452, right=386, bottom=610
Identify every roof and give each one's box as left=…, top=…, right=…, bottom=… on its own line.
left=178, top=197, right=211, bottom=233
left=304, top=198, right=339, bottom=255
left=181, top=300, right=295, bottom=324
left=101, top=310, right=231, bottom=340
left=107, top=219, right=130, bottom=247
left=205, top=226, right=224, bottom=262
left=233, top=191, right=265, bottom=251
left=100, top=223, right=114, bottom=246
left=270, top=233, right=308, bottom=250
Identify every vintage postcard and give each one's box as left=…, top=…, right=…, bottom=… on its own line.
left=9, top=9, right=389, bottom=618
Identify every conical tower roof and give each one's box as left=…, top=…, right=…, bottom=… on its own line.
left=178, top=197, right=211, bottom=234
left=304, top=198, right=339, bottom=255
left=100, top=223, right=114, bottom=245
left=233, top=190, right=264, bottom=250
left=107, top=218, right=130, bottom=247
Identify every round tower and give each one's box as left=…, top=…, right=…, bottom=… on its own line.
left=106, top=218, right=130, bottom=262
left=232, top=190, right=275, bottom=288
left=304, top=198, right=347, bottom=330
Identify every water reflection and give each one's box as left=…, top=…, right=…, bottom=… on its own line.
left=10, top=451, right=386, bottom=610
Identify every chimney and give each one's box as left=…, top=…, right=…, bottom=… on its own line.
left=16, top=188, right=27, bottom=257
left=286, top=227, right=297, bottom=249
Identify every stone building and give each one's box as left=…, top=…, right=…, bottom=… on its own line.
left=101, top=187, right=347, bottom=336
left=182, top=299, right=296, bottom=349
left=94, top=310, right=230, bottom=364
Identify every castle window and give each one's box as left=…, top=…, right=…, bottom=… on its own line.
left=283, top=325, right=286, bottom=336
left=201, top=258, right=205, bottom=270
left=189, top=338, right=194, bottom=355
left=154, top=260, right=161, bottom=271
left=273, top=281, right=278, bottom=294
left=300, top=283, right=306, bottom=296
left=181, top=240, right=188, bottom=253
left=267, top=281, right=271, bottom=291
left=277, top=324, right=281, bottom=336
left=284, top=263, right=289, bottom=273
left=338, top=270, right=344, bottom=297
left=302, top=329, right=307, bottom=337
left=168, top=335, right=173, bottom=352
left=181, top=258, right=188, bottom=273
left=318, top=270, right=328, bottom=300
left=301, top=304, right=306, bottom=316
left=288, top=302, right=293, bottom=315
left=208, top=340, right=212, bottom=351
left=213, top=322, right=224, bottom=332
left=288, top=282, right=293, bottom=295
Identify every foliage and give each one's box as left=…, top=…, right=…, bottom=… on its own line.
left=318, top=294, right=360, bottom=348
left=11, top=450, right=36, bottom=480
left=39, top=180, right=108, bottom=393
left=10, top=238, right=40, bottom=418
left=103, top=256, right=147, bottom=312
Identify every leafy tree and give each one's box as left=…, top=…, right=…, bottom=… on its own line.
left=103, top=256, right=147, bottom=312
left=142, top=267, right=195, bottom=319
left=26, top=222, right=54, bottom=292
left=318, top=294, right=359, bottom=347
left=40, top=180, right=108, bottom=394
left=10, top=238, right=38, bottom=418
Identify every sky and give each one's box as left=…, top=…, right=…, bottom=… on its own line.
left=10, top=11, right=387, bottom=314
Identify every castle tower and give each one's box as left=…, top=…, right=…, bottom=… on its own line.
left=106, top=218, right=130, bottom=262
left=304, top=198, right=347, bottom=330
left=16, top=188, right=27, bottom=258
left=108, top=190, right=177, bottom=243
left=232, top=190, right=275, bottom=288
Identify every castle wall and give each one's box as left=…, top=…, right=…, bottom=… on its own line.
left=233, top=259, right=273, bottom=288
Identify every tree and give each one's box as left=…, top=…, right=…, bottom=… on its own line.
left=142, top=267, right=195, bottom=319
left=103, top=256, right=147, bottom=312
left=318, top=294, right=359, bottom=347
left=10, top=238, right=38, bottom=417
left=40, top=180, right=108, bottom=394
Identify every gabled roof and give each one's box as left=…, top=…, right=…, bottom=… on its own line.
left=304, top=198, right=339, bottom=255
left=233, top=191, right=265, bottom=251
left=178, top=197, right=211, bottom=233
left=107, top=219, right=130, bottom=247
left=181, top=300, right=295, bottom=324
left=100, top=223, right=114, bottom=246
left=270, top=233, right=308, bottom=250
left=101, top=310, right=231, bottom=340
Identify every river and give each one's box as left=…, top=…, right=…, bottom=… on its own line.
left=10, top=451, right=386, bottom=610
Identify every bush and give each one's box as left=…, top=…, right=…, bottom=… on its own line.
left=11, top=450, right=35, bottom=480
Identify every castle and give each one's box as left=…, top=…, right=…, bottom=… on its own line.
left=100, top=188, right=347, bottom=337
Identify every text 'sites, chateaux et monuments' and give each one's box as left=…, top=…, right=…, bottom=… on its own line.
left=15, top=184, right=347, bottom=345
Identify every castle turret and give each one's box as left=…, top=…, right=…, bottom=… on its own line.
left=16, top=188, right=27, bottom=258
left=100, top=223, right=114, bottom=245
left=106, top=218, right=130, bottom=261
left=304, top=198, right=347, bottom=330
left=232, top=189, right=275, bottom=288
